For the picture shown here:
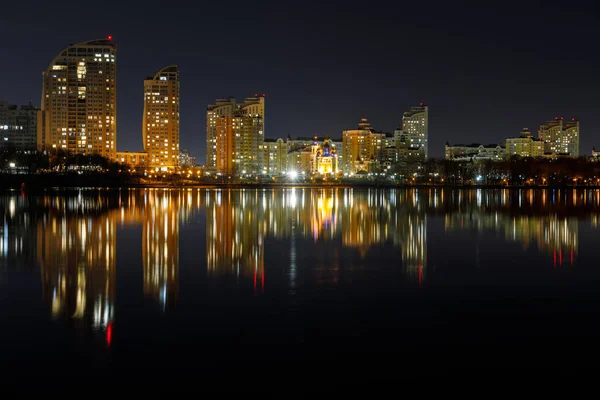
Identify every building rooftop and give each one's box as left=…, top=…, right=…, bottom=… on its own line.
left=446, top=143, right=504, bottom=149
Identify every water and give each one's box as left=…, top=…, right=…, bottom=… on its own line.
left=1, top=187, right=600, bottom=383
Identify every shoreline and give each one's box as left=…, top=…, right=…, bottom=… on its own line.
left=3, top=182, right=600, bottom=191
left=2, top=172, right=599, bottom=191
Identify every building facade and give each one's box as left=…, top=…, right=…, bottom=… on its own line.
left=116, top=151, right=148, bottom=168
left=401, top=104, right=428, bottom=159
left=561, top=119, right=580, bottom=157
left=505, top=128, right=544, bottom=158
left=445, top=142, right=506, bottom=161
left=143, top=66, right=179, bottom=170
left=342, top=118, right=385, bottom=174
left=0, top=101, right=39, bottom=150
left=538, top=118, right=580, bottom=157
left=260, top=138, right=288, bottom=175
left=39, top=38, right=117, bottom=160
left=206, top=95, right=265, bottom=176
left=178, top=149, right=195, bottom=168
left=310, top=137, right=338, bottom=174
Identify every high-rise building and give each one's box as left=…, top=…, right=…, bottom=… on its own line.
left=39, top=38, right=117, bottom=160
left=401, top=104, right=428, bottom=159
left=538, top=117, right=579, bottom=157
left=143, top=65, right=180, bottom=170
left=538, top=119, right=563, bottom=155
left=206, top=95, right=265, bottom=176
left=342, top=118, right=385, bottom=174
left=562, top=119, right=580, bottom=157
left=0, top=101, right=39, bottom=150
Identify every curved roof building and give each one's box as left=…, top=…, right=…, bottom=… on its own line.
left=39, top=38, right=117, bottom=160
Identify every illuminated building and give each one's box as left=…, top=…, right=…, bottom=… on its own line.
left=286, top=148, right=312, bottom=174
left=38, top=38, right=117, bottom=160
left=206, top=95, right=265, bottom=176
left=310, top=137, right=338, bottom=174
left=0, top=101, right=40, bottom=150
left=505, top=128, right=544, bottom=158
left=401, top=104, right=428, bottom=159
left=397, top=130, right=425, bottom=164
left=143, top=65, right=180, bottom=170
left=116, top=151, right=148, bottom=168
left=445, top=142, right=506, bottom=161
left=538, top=117, right=579, bottom=157
left=178, top=149, right=195, bottom=168
left=561, top=119, right=580, bottom=157
left=592, top=147, right=600, bottom=160
left=342, top=118, right=385, bottom=174
left=260, top=138, right=288, bottom=175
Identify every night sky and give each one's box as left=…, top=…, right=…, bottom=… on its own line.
left=1, top=1, right=598, bottom=161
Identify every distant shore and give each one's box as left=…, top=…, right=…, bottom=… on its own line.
left=2, top=173, right=600, bottom=192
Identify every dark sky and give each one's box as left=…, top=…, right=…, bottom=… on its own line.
left=1, top=1, right=599, bottom=161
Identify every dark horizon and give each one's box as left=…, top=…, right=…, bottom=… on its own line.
left=2, top=1, right=599, bottom=162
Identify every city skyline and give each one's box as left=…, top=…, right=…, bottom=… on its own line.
left=1, top=2, right=599, bottom=162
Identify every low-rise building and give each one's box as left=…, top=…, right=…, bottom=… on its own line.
left=178, top=149, right=196, bottom=168
left=505, top=128, right=545, bottom=158
left=0, top=101, right=39, bottom=150
left=260, top=138, right=288, bottom=175
left=116, top=151, right=148, bottom=169
left=445, top=142, right=506, bottom=161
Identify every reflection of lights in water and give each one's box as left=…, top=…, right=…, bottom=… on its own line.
left=9, top=199, right=15, bottom=218
left=289, top=217, right=297, bottom=292
left=160, top=284, right=167, bottom=311
left=2, top=218, right=7, bottom=257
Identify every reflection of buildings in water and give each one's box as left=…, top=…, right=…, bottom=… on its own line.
left=402, top=215, right=427, bottom=285
left=118, top=189, right=186, bottom=309
left=205, top=188, right=427, bottom=286
left=141, top=190, right=180, bottom=310
left=340, top=190, right=427, bottom=283
left=445, top=212, right=578, bottom=266
left=206, top=190, right=264, bottom=292
left=592, top=213, right=600, bottom=229
left=36, top=200, right=116, bottom=329
left=8, top=189, right=188, bottom=333
left=0, top=197, right=37, bottom=267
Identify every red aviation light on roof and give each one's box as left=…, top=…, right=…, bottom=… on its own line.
left=108, top=35, right=113, bottom=40
left=262, top=93, right=266, bottom=97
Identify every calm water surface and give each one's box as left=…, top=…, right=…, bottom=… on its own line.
left=2, top=187, right=600, bottom=382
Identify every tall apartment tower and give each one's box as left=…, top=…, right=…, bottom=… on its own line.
left=538, top=117, right=579, bottom=157
left=561, top=119, right=579, bottom=157
left=39, top=38, right=117, bottom=159
left=401, top=104, right=428, bottom=159
left=143, top=65, right=180, bottom=170
left=0, top=101, right=40, bottom=150
left=206, top=95, right=265, bottom=176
